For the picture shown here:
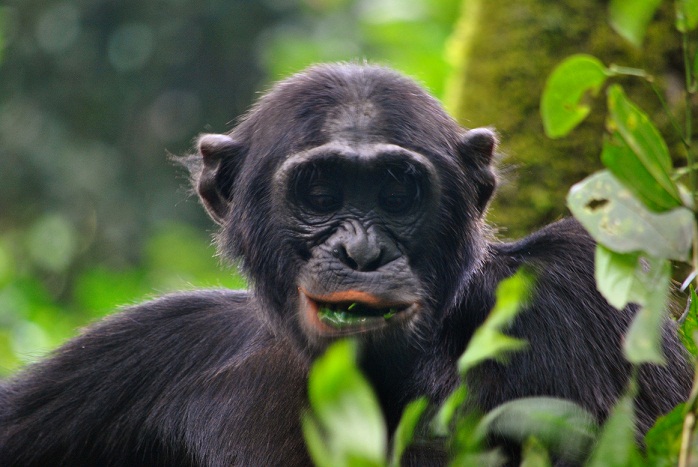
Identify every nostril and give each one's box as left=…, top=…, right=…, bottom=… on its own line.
left=363, top=252, right=383, bottom=272
left=328, top=223, right=386, bottom=271
left=342, top=243, right=382, bottom=271
left=333, top=246, right=358, bottom=270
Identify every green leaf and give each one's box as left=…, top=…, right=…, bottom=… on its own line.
left=594, top=246, right=640, bottom=310
left=679, top=286, right=698, bottom=356
left=676, top=0, right=698, bottom=32
left=541, top=54, right=609, bottom=138
left=586, top=380, right=643, bottom=467
left=475, top=398, right=597, bottom=464
left=457, top=269, right=532, bottom=375
left=593, top=245, right=671, bottom=364
left=303, top=340, right=388, bottom=467
left=594, top=245, right=670, bottom=311
left=390, top=397, right=429, bottom=467
left=605, top=85, right=681, bottom=207
left=520, top=437, right=551, bottom=467
left=623, top=282, right=669, bottom=365
left=609, top=0, right=662, bottom=46
left=567, top=170, right=694, bottom=261
left=644, top=402, right=686, bottom=467
left=432, top=384, right=468, bottom=437
left=623, top=257, right=671, bottom=364
left=601, top=137, right=682, bottom=212
left=449, top=449, right=508, bottom=467
left=303, top=415, right=334, bottom=467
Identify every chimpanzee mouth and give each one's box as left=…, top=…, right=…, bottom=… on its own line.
left=299, top=288, right=418, bottom=336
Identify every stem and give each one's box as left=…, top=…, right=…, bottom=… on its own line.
left=674, top=163, right=698, bottom=180
left=681, top=357, right=698, bottom=467
left=607, top=64, right=653, bottom=79
left=650, top=82, right=691, bottom=148
left=679, top=24, right=698, bottom=467
left=681, top=411, right=697, bottom=467
left=683, top=32, right=697, bottom=208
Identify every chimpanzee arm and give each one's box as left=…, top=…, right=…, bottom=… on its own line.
left=0, top=289, right=310, bottom=467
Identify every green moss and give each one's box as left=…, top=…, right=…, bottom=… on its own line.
left=447, top=0, right=684, bottom=238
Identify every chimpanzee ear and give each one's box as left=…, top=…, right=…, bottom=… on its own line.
left=457, top=127, right=498, bottom=213
left=196, top=133, right=245, bottom=225
left=458, top=127, right=497, bottom=168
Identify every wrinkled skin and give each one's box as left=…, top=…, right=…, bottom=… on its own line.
left=0, top=64, right=692, bottom=467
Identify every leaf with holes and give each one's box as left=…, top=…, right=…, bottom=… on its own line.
left=541, top=55, right=609, bottom=138
left=567, top=171, right=693, bottom=261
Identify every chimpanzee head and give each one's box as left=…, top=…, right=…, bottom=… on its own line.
left=186, top=63, right=496, bottom=352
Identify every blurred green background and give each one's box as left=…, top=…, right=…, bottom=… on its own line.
left=0, top=0, right=681, bottom=375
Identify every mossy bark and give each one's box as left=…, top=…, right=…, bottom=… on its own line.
left=447, top=0, right=683, bottom=238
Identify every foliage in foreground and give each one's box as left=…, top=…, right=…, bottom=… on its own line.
left=303, top=1, right=698, bottom=466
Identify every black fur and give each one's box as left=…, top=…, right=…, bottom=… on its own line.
left=1, top=64, right=691, bottom=466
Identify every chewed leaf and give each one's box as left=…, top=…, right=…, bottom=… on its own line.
left=540, top=54, right=608, bottom=138
left=541, top=55, right=609, bottom=138
left=567, top=171, right=693, bottom=261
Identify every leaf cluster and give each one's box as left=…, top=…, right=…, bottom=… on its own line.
left=305, top=1, right=698, bottom=466
left=540, top=0, right=698, bottom=464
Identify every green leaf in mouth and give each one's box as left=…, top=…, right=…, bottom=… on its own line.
left=317, top=306, right=368, bottom=328
left=316, top=303, right=404, bottom=328
left=383, top=308, right=398, bottom=320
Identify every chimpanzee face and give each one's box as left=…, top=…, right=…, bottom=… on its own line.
left=274, top=137, right=442, bottom=341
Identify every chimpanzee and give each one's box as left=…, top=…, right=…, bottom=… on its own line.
left=0, top=63, right=691, bottom=466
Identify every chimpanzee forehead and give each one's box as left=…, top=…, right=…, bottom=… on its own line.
left=322, top=100, right=383, bottom=143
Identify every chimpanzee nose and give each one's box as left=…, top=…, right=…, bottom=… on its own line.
left=329, top=221, right=395, bottom=271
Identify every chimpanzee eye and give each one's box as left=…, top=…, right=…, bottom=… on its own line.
left=294, top=165, right=343, bottom=214
left=379, top=177, right=419, bottom=214
left=303, top=184, right=342, bottom=213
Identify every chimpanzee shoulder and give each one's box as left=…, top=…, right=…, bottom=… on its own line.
left=0, top=289, right=310, bottom=467
left=455, top=217, right=691, bottom=431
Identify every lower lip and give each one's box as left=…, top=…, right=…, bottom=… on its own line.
left=299, top=290, right=417, bottom=336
